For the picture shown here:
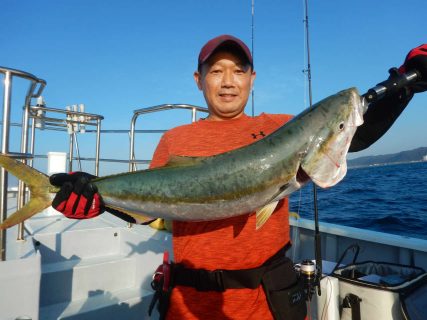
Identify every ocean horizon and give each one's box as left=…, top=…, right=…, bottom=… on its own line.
left=290, top=161, right=427, bottom=240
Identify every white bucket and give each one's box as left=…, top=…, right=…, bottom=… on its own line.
left=317, top=276, right=340, bottom=320
left=46, top=152, right=67, bottom=216
left=47, top=152, right=67, bottom=175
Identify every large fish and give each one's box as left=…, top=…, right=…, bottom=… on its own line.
left=0, top=88, right=365, bottom=230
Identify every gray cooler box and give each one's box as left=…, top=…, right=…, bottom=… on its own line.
left=332, top=261, right=427, bottom=320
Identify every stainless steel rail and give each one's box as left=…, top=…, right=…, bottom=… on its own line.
left=0, top=123, right=167, bottom=134
left=129, top=104, right=208, bottom=172
left=1, top=66, right=46, bottom=259
left=1, top=66, right=105, bottom=257
left=0, top=67, right=46, bottom=90
left=28, top=105, right=104, bottom=174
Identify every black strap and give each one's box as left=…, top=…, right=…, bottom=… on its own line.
left=342, top=294, right=362, bottom=320
left=172, top=244, right=290, bottom=292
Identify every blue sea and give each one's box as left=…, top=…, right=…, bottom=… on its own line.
left=289, top=161, right=427, bottom=240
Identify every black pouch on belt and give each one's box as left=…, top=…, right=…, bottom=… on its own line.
left=261, top=257, right=307, bottom=320
left=148, top=251, right=174, bottom=320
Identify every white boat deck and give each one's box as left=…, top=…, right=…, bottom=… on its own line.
left=2, top=207, right=172, bottom=320
left=2, top=207, right=427, bottom=319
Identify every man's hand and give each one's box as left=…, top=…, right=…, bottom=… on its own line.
left=50, top=172, right=105, bottom=219
left=399, top=44, right=427, bottom=93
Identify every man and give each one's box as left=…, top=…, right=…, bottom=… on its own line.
left=147, top=35, right=298, bottom=320
left=51, top=36, right=427, bottom=319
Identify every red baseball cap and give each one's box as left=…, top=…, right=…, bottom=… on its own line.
left=197, top=35, right=253, bottom=70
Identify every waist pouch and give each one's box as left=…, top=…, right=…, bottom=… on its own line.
left=261, top=257, right=307, bottom=320
left=149, top=247, right=307, bottom=320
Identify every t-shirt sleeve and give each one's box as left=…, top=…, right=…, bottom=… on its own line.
left=149, top=133, right=171, bottom=169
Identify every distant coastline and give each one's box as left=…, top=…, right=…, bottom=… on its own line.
left=348, top=147, right=427, bottom=168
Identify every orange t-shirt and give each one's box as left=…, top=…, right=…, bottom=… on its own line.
left=150, top=113, right=293, bottom=320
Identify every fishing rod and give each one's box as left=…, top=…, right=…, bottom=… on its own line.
left=251, top=0, right=255, bottom=116
left=301, top=0, right=322, bottom=302
left=363, top=69, right=419, bottom=103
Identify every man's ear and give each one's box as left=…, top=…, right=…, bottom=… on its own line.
left=194, top=71, right=203, bottom=90
left=250, top=71, right=256, bottom=90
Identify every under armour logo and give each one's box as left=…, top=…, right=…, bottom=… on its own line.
left=251, top=131, right=266, bottom=139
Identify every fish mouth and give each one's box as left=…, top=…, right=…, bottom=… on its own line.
left=296, top=165, right=311, bottom=185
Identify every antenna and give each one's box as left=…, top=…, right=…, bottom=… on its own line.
left=251, top=0, right=255, bottom=116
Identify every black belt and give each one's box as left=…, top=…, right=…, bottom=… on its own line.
left=172, top=243, right=291, bottom=292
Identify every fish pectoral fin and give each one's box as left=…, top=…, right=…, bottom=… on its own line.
left=255, top=201, right=279, bottom=230
left=164, top=155, right=206, bottom=168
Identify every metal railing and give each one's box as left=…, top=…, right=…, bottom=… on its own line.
left=28, top=105, right=104, bottom=174
left=129, top=104, right=209, bottom=172
left=0, top=66, right=104, bottom=259
left=1, top=66, right=46, bottom=260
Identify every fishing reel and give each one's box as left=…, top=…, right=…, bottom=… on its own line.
left=297, top=259, right=321, bottom=301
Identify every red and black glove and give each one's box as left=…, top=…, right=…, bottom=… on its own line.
left=50, top=172, right=105, bottom=219
left=398, top=44, right=427, bottom=93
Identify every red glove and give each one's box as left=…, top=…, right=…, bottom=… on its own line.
left=50, top=172, right=104, bottom=219
left=398, top=44, right=427, bottom=93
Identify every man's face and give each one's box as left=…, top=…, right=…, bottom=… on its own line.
left=194, top=50, right=256, bottom=121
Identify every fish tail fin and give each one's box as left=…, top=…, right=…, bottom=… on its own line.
left=0, top=154, right=53, bottom=230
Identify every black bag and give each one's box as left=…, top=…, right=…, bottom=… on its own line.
left=149, top=248, right=308, bottom=320
left=262, top=257, right=307, bottom=320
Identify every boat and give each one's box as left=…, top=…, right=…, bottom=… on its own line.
left=1, top=66, right=426, bottom=320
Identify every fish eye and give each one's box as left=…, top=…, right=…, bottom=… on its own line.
left=338, top=122, right=345, bottom=131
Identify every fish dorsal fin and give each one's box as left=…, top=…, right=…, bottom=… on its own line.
left=255, top=201, right=279, bottom=230
left=165, top=155, right=206, bottom=167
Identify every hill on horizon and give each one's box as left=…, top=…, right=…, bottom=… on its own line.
left=348, top=147, right=427, bottom=167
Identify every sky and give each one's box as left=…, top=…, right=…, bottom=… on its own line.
left=1, top=0, right=426, bottom=174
